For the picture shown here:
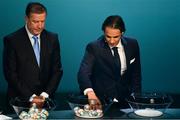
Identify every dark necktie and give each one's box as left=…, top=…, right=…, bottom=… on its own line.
left=112, top=47, right=121, bottom=76
left=32, top=36, right=40, bottom=66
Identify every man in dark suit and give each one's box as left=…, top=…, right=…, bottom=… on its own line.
left=3, top=2, right=63, bottom=112
left=78, top=15, right=141, bottom=108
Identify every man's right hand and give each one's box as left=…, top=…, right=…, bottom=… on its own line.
left=87, top=91, right=102, bottom=110
left=31, top=96, right=45, bottom=109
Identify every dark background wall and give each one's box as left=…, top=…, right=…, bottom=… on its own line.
left=0, top=0, right=180, bottom=96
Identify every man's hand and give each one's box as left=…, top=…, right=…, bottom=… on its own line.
left=31, top=96, right=45, bottom=109
left=87, top=91, right=102, bottom=110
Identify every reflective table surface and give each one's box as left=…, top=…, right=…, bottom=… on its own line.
left=7, top=108, right=180, bottom=119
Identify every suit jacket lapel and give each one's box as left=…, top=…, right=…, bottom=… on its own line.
left=100, top=37, right=118, bottom=73
left=21, top=27, right=39, bottom=67
left=40, top=30, right=47, bottom=69
left=101, top=36, right=114, bottom=60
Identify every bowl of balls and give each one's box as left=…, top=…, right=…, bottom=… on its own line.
left=67, top=94, right=113, bottom=118
left=10, top=97, right=56, bottom=119
left=126, top=92, right=173, bottom=117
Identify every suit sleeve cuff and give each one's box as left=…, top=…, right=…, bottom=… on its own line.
left=40, top=92, right=49, bottom=98
left=84, top=88, right=94, bottom=95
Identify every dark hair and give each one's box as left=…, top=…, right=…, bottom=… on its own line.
left=25, top=2, right=47, bottom=17
left=102, top=15, right=126, bottom=33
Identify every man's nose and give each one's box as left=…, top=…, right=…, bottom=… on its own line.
left=109, top=38, right=115, bottom=43
left=37, top=22, right=43, bottom=28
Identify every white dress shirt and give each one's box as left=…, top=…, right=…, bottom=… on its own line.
left=110, top=39, right=127, bottom=75
left=25, top=25, right=40, bottom=47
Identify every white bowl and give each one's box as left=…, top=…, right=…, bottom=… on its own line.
left=126, top=92, right=173, bottom=117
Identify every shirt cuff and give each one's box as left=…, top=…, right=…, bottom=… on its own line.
left=29, top=94, right=37, bottom=102
left=40, top=92, right=49, bottom=98
left=84, top=88, right=94, bottom=95
left=113, top=98, right=119, bottom=102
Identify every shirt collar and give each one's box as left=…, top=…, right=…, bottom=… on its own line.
left=109, top=39, right=123, bottom=49
left=25, top=24, right=40, bottom=39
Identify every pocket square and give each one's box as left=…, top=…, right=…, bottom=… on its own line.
left=130, top=58, right=135, bottom=64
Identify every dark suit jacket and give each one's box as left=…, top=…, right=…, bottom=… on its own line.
left=78, top=36, right=141, bottom=101
left=3, top=27, right=63, bottom=100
